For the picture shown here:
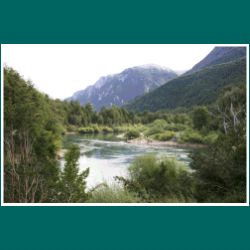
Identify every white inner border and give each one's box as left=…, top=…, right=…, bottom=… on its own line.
left=1, top=44, right=249, bottom=207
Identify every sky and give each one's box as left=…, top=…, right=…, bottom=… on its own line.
left=2, top=44, right=215, bottom=99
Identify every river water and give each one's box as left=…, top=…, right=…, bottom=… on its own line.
left=61, top=134, right=191, bottom=189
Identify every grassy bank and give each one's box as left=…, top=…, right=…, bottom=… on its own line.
left=66, top=119, right=220, bottom=146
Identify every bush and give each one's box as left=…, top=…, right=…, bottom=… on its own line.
left=154, top=131, right=175, bottom=141
left=118, top=154, right=195, bottom=202
left=78, top=127, right=95, bottom=134
left=87, top=184, right=139, bottom=203
left=145, top=119, right=167, bottom=136
left=191, top=132, right=246, bottom=203
left=67, top=125, right=78, bottom=132
left=113, top=126, right=127, bottom=133
left=179, top=129, right=204, bottom=143
left=150, top=119, right=168, bottom=128
left=102, top=126, right=113, bottom=133
left=125, top=129, right=140, bottom=140
left=78, top=125, right=113, bottom=134
left=145, top=127, right=164, bottom=136
left=203, top=131, right=219, bottom=144
left=164, top=123, right=188, bottom=132
left=92, top=124, right=100, bottom=133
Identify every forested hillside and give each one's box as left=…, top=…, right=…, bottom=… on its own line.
left=186, top=46, right=246, bottom=74
left=126, top=57, right=246, bottom=112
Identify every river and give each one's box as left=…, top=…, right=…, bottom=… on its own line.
left=60, top=134, right=191, bottom=189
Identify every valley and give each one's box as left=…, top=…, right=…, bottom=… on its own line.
left=3, top=45, right=247, bottom=204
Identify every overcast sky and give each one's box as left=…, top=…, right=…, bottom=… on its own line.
left=2, top=44, right=215, bottom=99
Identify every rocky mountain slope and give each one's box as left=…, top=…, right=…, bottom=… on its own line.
left=68, top=64, right=177, bottom=110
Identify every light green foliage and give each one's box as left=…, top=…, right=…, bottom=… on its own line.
left=125, top=129, right=140, bottom=140
left=164, top=123, right=188, bottom=132
left=145, top=119, right=167, bottom=136
left=117, top=154, right=195, bottom=202
left=154, top=131, right=175, bottom=141
left=78, top=125, right=113, bottom=134
left=179, top=129, right=219, bottom=145
left=57, top=145, right=89, bottom=203
left=78, top=126, right=97, bottom=134
left=203, top=131, right=219, bottom=144
left=87, top=184, right=139, bottom=203
left=180, top=129, right=204, bottom=143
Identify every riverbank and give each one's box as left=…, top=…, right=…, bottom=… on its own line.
left=63, top=130, right=207, bottom=149
left=127, top=138, right=206, bottom=149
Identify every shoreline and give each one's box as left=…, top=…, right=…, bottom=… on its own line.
left=63, top=131, right=206, bottom=149
left=127, top=138, right=206, bottom=149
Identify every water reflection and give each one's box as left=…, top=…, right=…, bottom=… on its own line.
left=61, top=134, right=191, bottom=188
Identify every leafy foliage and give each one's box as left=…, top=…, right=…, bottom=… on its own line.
left=191, top=85, right=246, bottom=202
left=192, top=106, right=210, bottom=130
left=4, top=67, right=61, bottom=202
left=125, top=129, right=140, bottom=140
left=57, top=145, right=89, bottom=202
left=116, top=155, right=195, bottom=202
left=87, top=184, right=139, bottom=203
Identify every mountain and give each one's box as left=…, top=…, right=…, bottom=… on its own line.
left=126, top=48, right=246, bottom=112
left=68, top=64, right=177, bottom=110
left=186, top=46, right=246, bottom=74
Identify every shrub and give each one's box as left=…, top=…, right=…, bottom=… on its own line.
left=78, top=125, right=113, bottom=134
left=67, top=125, right=78, bottom=132
left=203, top=131, right=219, bottom=144
left=125, top=129, right=140, bottom=140
left=102, top=126, right=113, bottom=133
left=145, top=119, right=167, bottom=136
left=179, top=130, right=204, bottom=143
left=87, top=184, right=139, bottom=203
left=78, top=127, right=95, bottom=134
left=145, top=127, right=164, bottom=136
left=92, top=124, right=100, bottom=133
left=164, top=123, right=188, bottom=132
left=118, top=154, right=195, bottom=202
left=150, top=119, right=168, bottom=128
left=154, top=131, right=175, bottom=141
left=113, top=126, right=126, bottom=133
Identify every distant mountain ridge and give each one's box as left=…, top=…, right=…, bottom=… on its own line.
left=68, top=64, right=177, bottom=110
left=186, top=46, right=246, bottom=74
left=126, top=47, right=246, bottom=112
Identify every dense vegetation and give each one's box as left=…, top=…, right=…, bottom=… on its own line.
left=126, top=57, right=246, bottom=112
left=3, top=66, right=246, bottom=203
left=187, top=46, right=246, bottom=74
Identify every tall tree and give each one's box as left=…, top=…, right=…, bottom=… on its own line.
left=57, top=145, right=89, bottom=202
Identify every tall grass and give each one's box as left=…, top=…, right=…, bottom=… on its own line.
left=87, top=184, right=140, bottom=203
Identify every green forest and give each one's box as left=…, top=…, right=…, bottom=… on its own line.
left=3, top=66, right=246, bottom=203
left=126, top=58, right=246, bottom=111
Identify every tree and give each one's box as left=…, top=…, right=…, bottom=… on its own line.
left=4, top=67, right=60, bottom=203
left=191, top=85, right=246, bottom=203
left=57, top=145, right=89, bottom=202
left=192, top=106, right=210, bottom=130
